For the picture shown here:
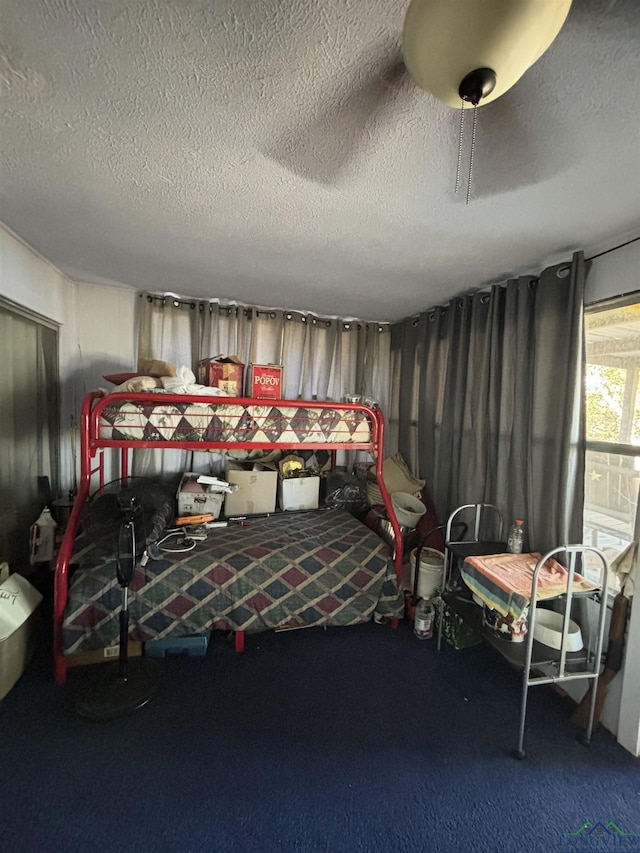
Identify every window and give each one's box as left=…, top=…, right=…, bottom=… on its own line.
left=583, top=297, right=640, bottom=588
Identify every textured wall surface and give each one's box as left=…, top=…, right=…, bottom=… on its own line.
left=1, top=0, right=639, bottom=321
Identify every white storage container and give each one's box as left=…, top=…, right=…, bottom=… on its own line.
left=0, top=568, right=43, bottom=700
left=391, top=492, right=426, bottom=528
left=533, top=608, right=583, bottom=651
left=279, top=476, right=320, bottom=511
left=409, top=547, right=444, bottom=599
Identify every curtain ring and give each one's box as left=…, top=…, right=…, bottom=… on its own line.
left=528, top=278, right=538, bottom=288
left=285, top=313, right=292, bottom=320
left=428, top=312, right=436, bottom=321
left=557, top=265, right=571, bottom=279
left=325, top=321, right=331, bottom=328
left=147, top=295, right=153, bottom=303
left=412, top=317, right=419, bottom=327
left=344, top=322, right=350, bottom=330
left=480, top=294, right=490, bottom=304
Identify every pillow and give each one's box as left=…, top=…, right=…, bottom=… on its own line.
left=138, top=357, right=177, bottom=377
left=104, top=358, right=177, bottom=385
left=112, top=376, right=163, bottom=392
left=103, top=372, right=148, bottom=385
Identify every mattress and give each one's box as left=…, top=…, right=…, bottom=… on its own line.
left=63, top=508, right=403, bottom=654
left=99, top=400, right=372, bottom=445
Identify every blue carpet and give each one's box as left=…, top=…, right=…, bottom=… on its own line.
left=1, top=617, right=638, bottom=853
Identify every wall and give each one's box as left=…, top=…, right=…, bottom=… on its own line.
left=0, top=224, right=68, bottom=323
left=0, top=223, right=137, bottom=491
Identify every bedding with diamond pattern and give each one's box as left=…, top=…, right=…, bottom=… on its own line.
left=99, top=400, right=371, bottom=445
left=63, top=508, right=402, bottom=654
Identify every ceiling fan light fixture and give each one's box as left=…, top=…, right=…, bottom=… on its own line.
left=402, top=0, right=573, bottom=108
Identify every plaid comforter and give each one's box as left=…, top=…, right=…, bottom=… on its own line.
left=63, top=508, right=402, bottom=654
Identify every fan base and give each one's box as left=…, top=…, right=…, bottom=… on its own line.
left=73, top=658, right=164, bottom=721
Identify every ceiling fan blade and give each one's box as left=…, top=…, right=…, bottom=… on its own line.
left=268, top=55, right=408, bottom=183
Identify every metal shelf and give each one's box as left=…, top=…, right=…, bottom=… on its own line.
left=442, top=591, right=594, bottom=673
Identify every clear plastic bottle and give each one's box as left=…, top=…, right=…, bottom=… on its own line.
left=507, top=519, right=524, bottom=554
left=414, top=597, right=435, bottom=640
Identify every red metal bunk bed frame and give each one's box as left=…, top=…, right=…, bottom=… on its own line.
left=53, top=391, right=404, bottom=684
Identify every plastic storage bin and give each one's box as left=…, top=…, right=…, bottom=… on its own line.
left=145, top=632, right=211, bottom=658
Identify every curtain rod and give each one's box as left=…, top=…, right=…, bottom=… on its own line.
left=586, top=235, right=640, bottom=263
left=140, top=292, right=389, bottom=331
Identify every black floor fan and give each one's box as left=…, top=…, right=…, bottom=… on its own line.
left=73, top=478, right=171, bottom=721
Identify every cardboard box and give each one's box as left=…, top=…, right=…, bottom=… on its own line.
left=279, top=476, right=320, bottom=511
left=224, top=461, right=278, bottom=516
left=65, top=641, right=143, bottom=668
left=248, top=364, right=284, bottom=399
left=0, top=567, right=43, bottom=700
left=177, top=472, right=225, bottom=518
left=196, top=355, right=244, bottom=396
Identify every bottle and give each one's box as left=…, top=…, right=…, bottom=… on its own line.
left=30, top=507, right=57, bottom=564
left=507, top=519, right=524, bottom=554
left=414, top=597, right=435, bottom=640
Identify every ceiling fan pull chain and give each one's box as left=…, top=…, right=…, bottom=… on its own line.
left=455, top=101, right=465, bottom=195
left=466, top=103, right=478, bottom=205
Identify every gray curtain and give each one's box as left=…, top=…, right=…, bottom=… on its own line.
left=0, top=302, right=59, bottom=570
left=137, top=295, right=390, bottom=409
left=390, top=252, right=587, bottom=554
left=134, top=294, right=392, bottom=477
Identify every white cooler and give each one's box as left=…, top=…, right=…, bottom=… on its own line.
left=0, top=569, right=43, bottom=700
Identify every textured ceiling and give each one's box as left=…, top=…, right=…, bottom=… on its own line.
left=1, top=0, right=639, bottom=322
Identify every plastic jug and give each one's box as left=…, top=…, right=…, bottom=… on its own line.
left=29, top=507, right=57, bottom=564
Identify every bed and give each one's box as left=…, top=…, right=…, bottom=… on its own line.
left=53, top=391, right=405, bottom=684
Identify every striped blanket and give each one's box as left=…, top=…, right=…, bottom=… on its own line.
left=461, top=552, right=599, bottom=619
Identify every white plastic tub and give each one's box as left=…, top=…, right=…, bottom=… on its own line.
left=533, top=608, right=583, bottom=651
left=391, top=492, right=426, bottom=528
left=409, top=547, right=444, bottom=599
